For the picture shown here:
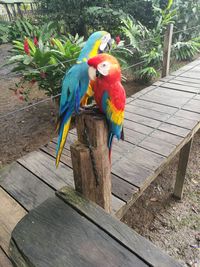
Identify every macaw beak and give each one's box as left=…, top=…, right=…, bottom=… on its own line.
left=98, top=34, right=112, bottom=53
left=88, top=57, right=101, bottom=80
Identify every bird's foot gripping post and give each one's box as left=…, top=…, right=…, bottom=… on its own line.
left=70, top=111, right=111, bottom=213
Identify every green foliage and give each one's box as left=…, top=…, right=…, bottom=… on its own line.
left=110, top=40, right=133, bottom=68
left=120, top=0, right=176, bottom=81
left=172, top=39, right=200, bottom=61
left=8, top=19, right=64, bottom=42
left=0, top=22, right=10, bottom=44
left=172, top=0, right=200, bottom=40
left=7, top=36, right=84, bottom=96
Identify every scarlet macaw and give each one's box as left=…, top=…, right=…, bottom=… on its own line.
left=56, top=31, right=112, bottom=167
left=87, top=54, right=126, bottom=158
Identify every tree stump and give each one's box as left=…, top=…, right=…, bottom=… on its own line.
left=70, top=111, right=111, bottom=213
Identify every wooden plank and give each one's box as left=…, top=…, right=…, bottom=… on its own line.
left=111, top=175, right=138, bottom=202
left=17, top=150, right=74, bottom=190
left=57, top=187, right=183, bottom=267
left=140, top=93, right=191, bottom=108
left=11, top=196, right=148, bottom=267
left=195, top=95, right=200, bottom=101
left=125, top=112, right=161, bottom=128
left=113, top=141, right=166, bottom=172
left=131, top=99, right=178, bottom=114
left=0, top=248, right=12, bottom=267
left=125, top=114, right=190, bottom=138
left=0, top=162, right=54, bottom=211
left=0, top=188, right=26, bottom=254
left=180, top=72, right=200, bottom=80
left=154, top=81, right=199, bottom=93
left=126, top=104, right=197, bottom=130
left=124, top=120, right=153, bottom=135
left=183, top=99, right=200, bottom=113
left=174, top=139, right=193, bottom=199
left=144, top=87, right=195, bottom=99
left=126, top=104, right=170, bottom=121
left=158, top=123, right=190, bottom=137
left=174, top=109, right=200, bottom=121
left=112, top=156, right=153, bottom=188
left=173, top=76, right=200, bottom=84
left=166, top=116, right=198, bottom=130
left=139, top=136, right=176, bottom=157
left=41, top=141, right=138, bottom=203
left=160, top=76, right=200, bottom=87
left=150, top=130, right=183, bottom=146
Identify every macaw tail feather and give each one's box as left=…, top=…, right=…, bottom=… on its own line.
left=121, top=127, right=124, bottom=141
left=108, top=133, right=114, bottom=162
left=56, top=113, right=72, bottom=167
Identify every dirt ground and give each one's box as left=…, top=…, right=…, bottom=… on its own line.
left=0, top=44, right=199, bottom=267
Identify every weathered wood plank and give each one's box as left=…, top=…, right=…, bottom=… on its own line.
left=150, top=130, right=183, bottom=146
left=139, top=136, right=176, bottom=157
left=158, top=123, right=190, bottom=137
left=173, top=76, right=200, bottom=84
left=17, top=150, right=74, bottom=189
left=125, top=112, right=161, bottom=128
left=131, top=99, right=178, bottom=114
left=126, top=104, right=170, bottom=121
left=113, top=141, right=166, bottom=171
left=160, top=76, right=200, bottom=87
left=0, top=188, right=26, bottom=254
left=180, top=72, right=200, bottom=80
left=11, top=196, right=148, bottom=267
left=140, top=93, right=191, bottom=108
left=57, top=187, right=183, bottom=267
left=154, top=81, right=199, bottom=93
left=112, top=157, right=153, bottom=188
left=144, top=87, right=195, bottom=99
left=0, top=162, right=54, bottom=211
left=41, top=141, right=138, bottom=203
left=175, top=109, right=200, bottom=121
left=0, top=248, right=12, bottom=267
left=183, top=99, right=200, bottom=114
left=126, top=104, right=198, bottom=130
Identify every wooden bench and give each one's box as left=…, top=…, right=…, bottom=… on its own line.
left=9, top=187, right=183, bottom=267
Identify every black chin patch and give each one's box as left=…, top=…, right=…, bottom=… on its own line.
left=96, top=69, right=102, bottom=78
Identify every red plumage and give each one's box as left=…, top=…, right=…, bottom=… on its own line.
left=88, top=54, right=126, bottom=160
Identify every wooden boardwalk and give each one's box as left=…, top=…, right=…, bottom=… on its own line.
left=0, top=58, right=200, bottom=265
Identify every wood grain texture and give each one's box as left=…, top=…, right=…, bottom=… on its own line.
left=57, top=187, right=183, bottom=267
left=0, top=162, right=54, bottom=211
left=17, top=150, right=74, bottom=189
left=10, top=196, right=148, bottom=267
left=162, top=24, right=173, bottom=77
left=0, top=188, right=26, bottom=254
left=71, top=142, right=111, bottom=213
left=0, top=248, right=12, bottom=267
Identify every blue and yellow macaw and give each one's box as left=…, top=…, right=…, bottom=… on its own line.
left=56, top=31, right=112, bottom=167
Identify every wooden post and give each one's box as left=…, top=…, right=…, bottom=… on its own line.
left=173, top=139, right=192, bottom=199
left=70, top=111, right=111, bottom=213
left=4, top=4, right=12, bottom=21
left=162, top=23, right=174, bottom=78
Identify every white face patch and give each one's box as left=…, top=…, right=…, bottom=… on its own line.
left=97, top=61, right=111, bottom=76
left=99, top=33, right=111, bottom=52
left=88, top=66, right=96, bottom=81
